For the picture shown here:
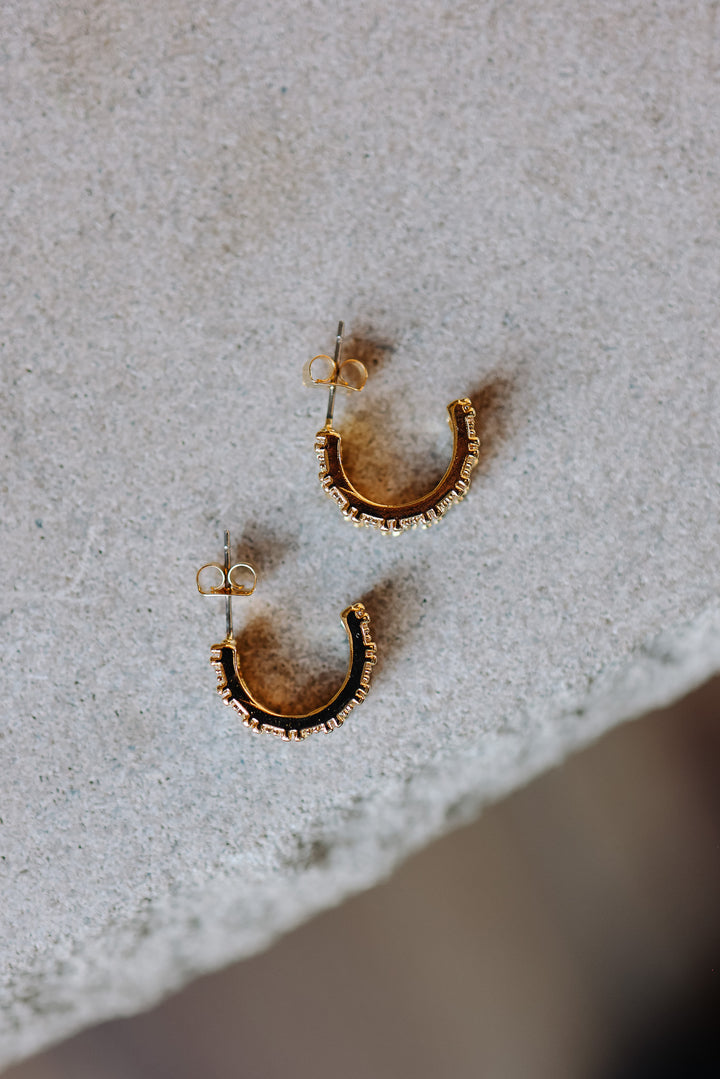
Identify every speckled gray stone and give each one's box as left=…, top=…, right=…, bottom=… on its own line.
left=2, top=0, right=720, bottom=1066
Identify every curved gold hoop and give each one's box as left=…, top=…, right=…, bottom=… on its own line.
left=199, top=532, right=376, bottom=739
left=314, top=398, right=480, bottom=532
left=210, top=603, right=376, bottom=741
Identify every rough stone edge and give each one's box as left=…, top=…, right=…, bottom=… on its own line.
left=3, top=598, right=720, bottom=1070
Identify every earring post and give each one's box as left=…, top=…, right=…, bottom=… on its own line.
left=324, top=319, right=344, bottom=429
left=224, top=529, right=233, bottom=639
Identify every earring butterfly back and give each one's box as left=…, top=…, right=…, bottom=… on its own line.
left=306, top=321, right=480, bottom=533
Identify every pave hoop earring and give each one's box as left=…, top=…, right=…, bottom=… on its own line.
left=197, top=531, right=376, bottom=741
left=306, top=322, right=480, bottom=533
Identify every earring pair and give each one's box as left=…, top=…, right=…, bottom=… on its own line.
left=197, top=322, right=480, bottom=741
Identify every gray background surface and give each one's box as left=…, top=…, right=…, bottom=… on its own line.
left=1, top=0, right=719, bottom=1065
left=5, top=678, right=720, bottom=1078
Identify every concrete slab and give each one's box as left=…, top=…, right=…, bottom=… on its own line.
left=1, top=0, right=719, bottom=1065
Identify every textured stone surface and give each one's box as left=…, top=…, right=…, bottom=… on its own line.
left=1, top=0, right=720, bottom=1066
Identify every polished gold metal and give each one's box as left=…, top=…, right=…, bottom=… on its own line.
left=197, top=531, right=376, bottom=740
left=306, top=322, right=480, bottom=532
left=303, top=319, right=368, bottom=428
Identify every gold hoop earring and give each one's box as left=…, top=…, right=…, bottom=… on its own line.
left=305, top=322, right=480, bottom=533
left=197, top=531, right=376, bottom=741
